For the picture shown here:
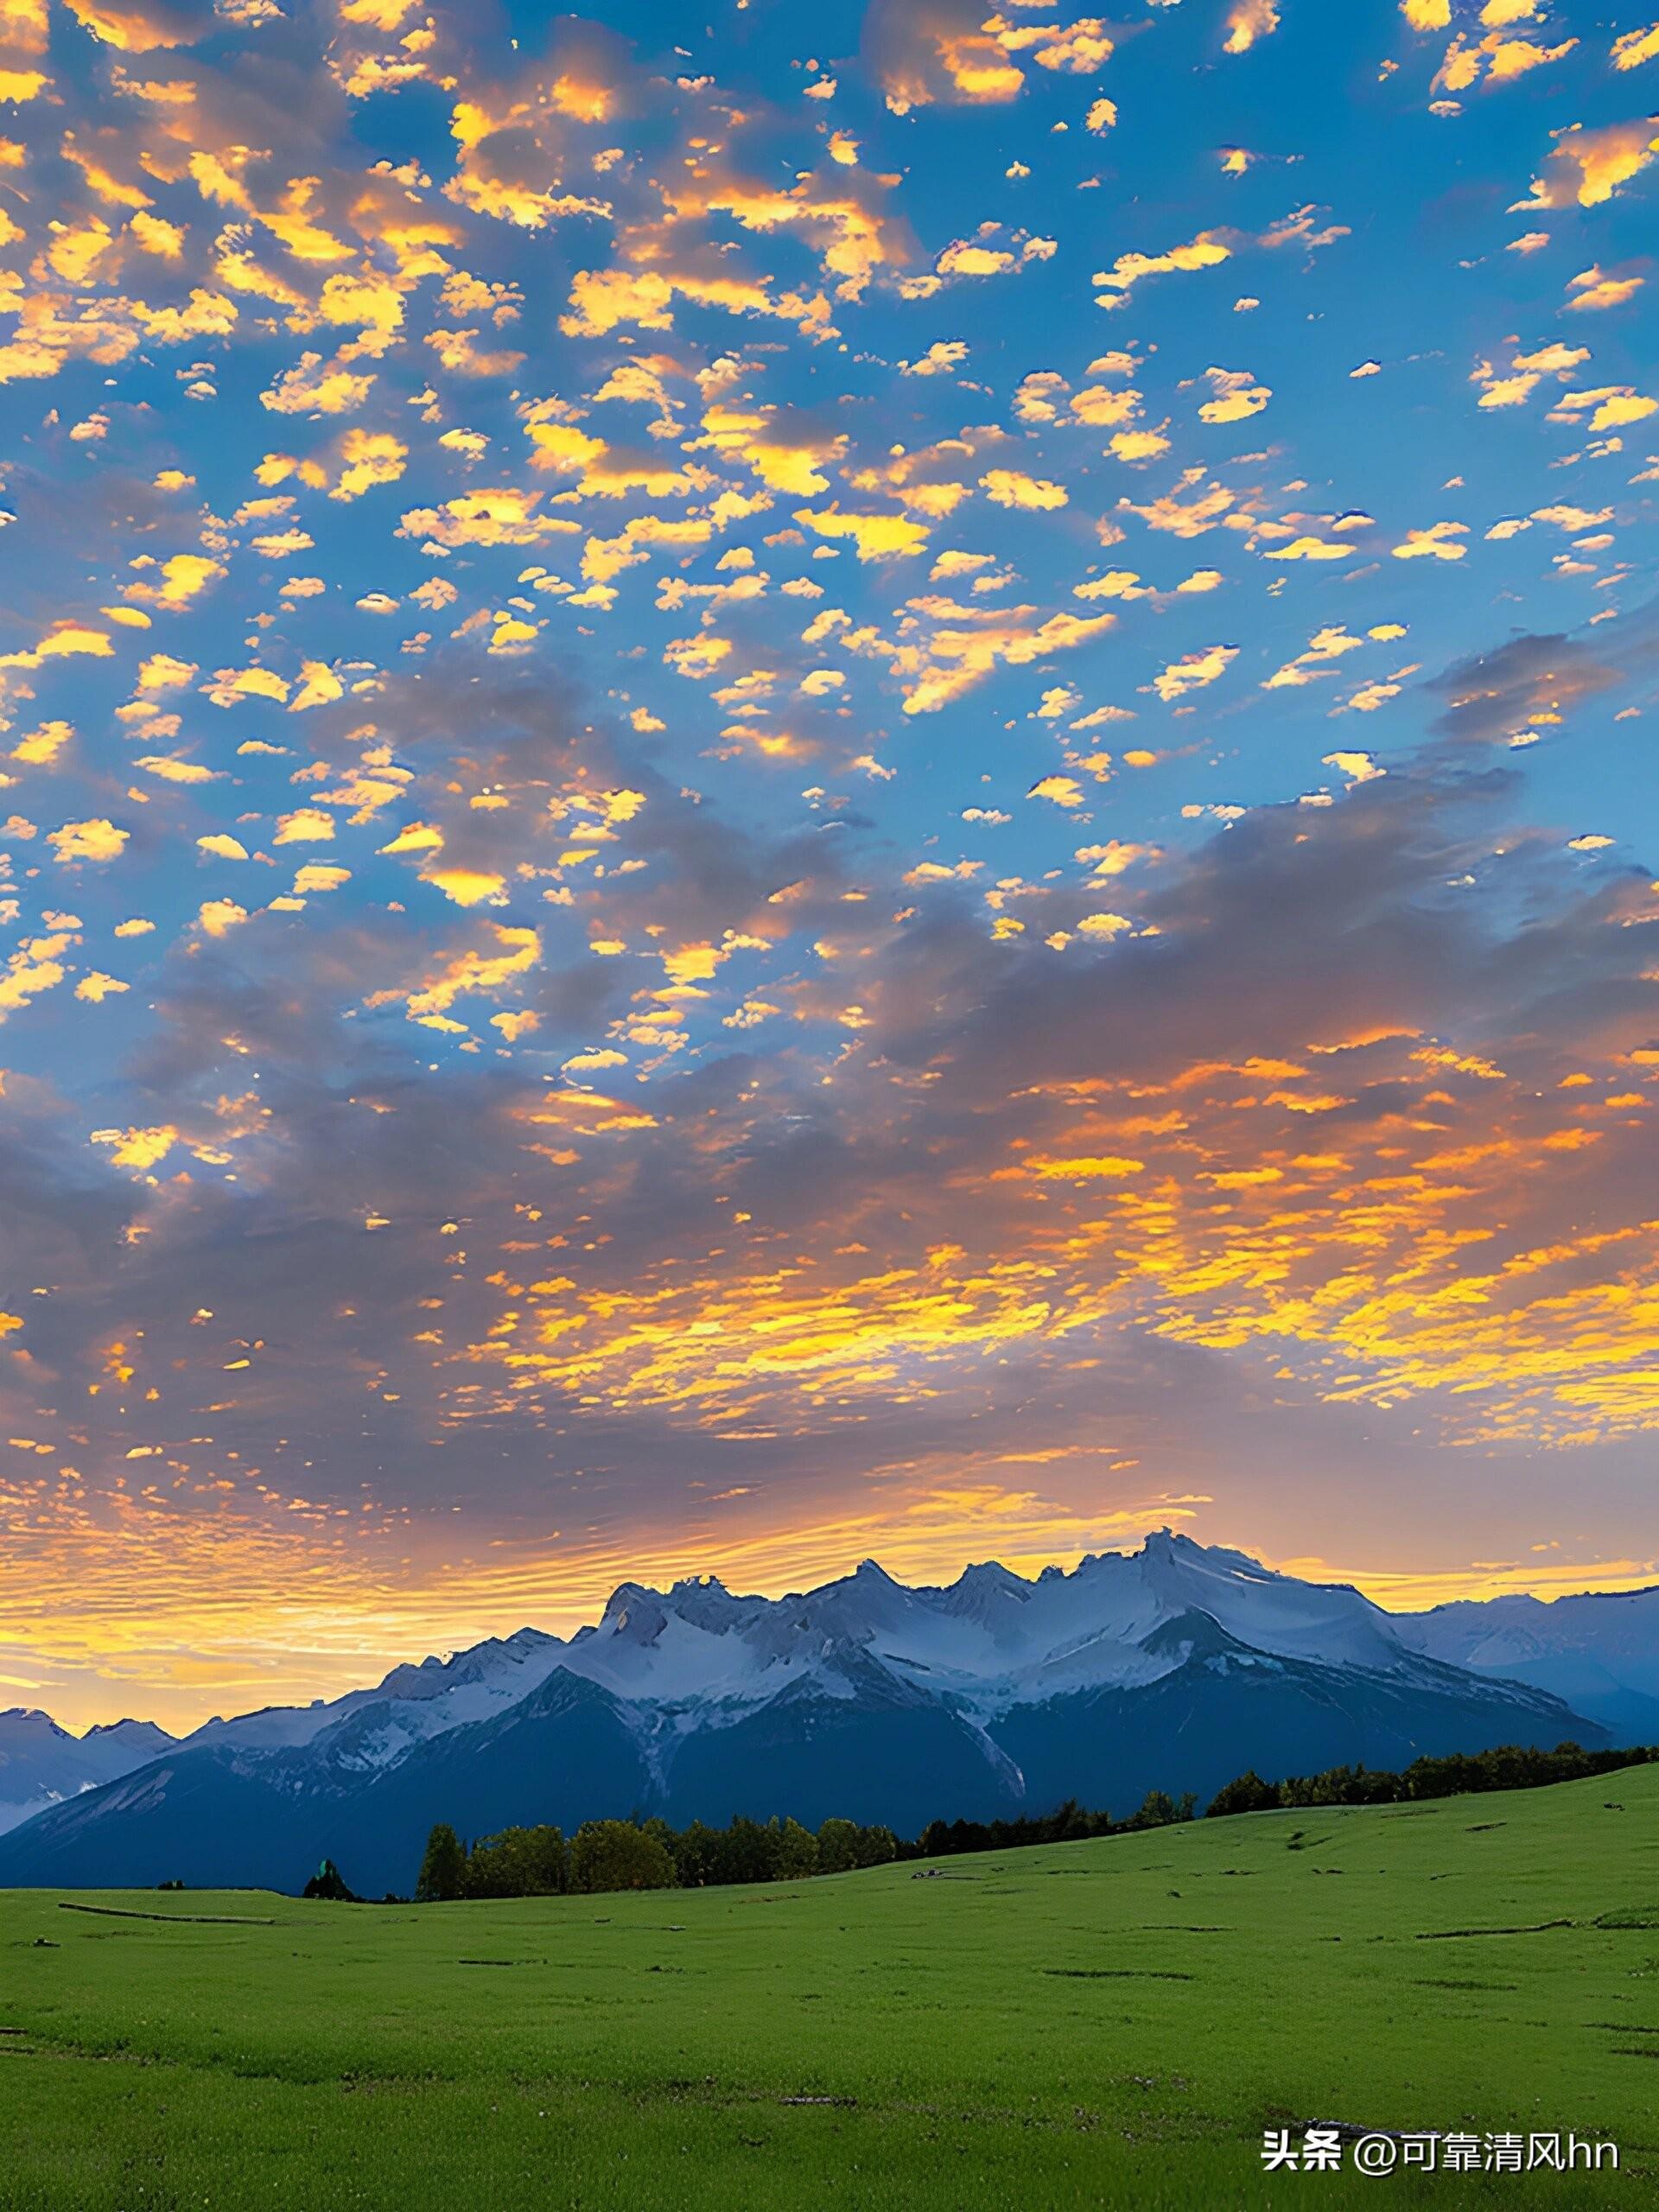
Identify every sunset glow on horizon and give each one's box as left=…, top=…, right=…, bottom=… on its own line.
left=1, top=0, right=1656, bottom=1734
left=10, top=1516, right=1659, bottom=1739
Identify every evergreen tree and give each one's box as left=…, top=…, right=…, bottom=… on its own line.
left=302, top=1858, right=359, bottom=1902
left=415, top=1821, right=467, bottom=1902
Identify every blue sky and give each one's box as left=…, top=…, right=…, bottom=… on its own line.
left=0, top=0, right=1656, bottom=1726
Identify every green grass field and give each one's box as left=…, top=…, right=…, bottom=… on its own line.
left=3, top=1766, right=1656, bottom=2209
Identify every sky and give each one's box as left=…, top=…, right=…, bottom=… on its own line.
left=0, top=0, right=1657, bottom=1732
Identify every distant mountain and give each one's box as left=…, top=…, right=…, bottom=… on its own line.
left=0, top=1535, right=1607, bottom=1895
left=1395, top=1586, right=1659, bottom=1744
left=0, top=1710, right=176, bottom=1837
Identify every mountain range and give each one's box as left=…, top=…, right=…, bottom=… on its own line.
left=1, top=1533, right=1652, bottom=1897
left=0, top=1713, right=175, bottom=1838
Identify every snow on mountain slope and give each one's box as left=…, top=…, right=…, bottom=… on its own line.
left=16, top=1538, right=1655, bottom=1832
left=0, top=1599, right=1599, bottom=1897
left=83, top=1719, right=174, bottom=1758
left=539, top=1533, right=1413, bottom=1713
left=0, top=1707, right=178, bottom=1836
left=1395, top=1586, right=1659, bottom=1742
left=181, top=1627, right=572, bottom=1765
left=1399, top=1586, right=1659, bottom=1689
left=147, top=1533, right=1511, bottom=1770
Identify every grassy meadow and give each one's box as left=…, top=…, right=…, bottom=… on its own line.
left=3, top=1765, right=1656, bottom=2209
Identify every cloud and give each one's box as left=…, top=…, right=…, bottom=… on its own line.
left=1094, top=231, right=1233, bottom=305
left=1224, top=0, right=1281, bottom=56
left=2, top=0, right=1657, bottom=1707
left=897, top=607, right=1116, bottom=715
left=260, top=353, right=376, bottom=416
left=1516, top=118, right=1659, bottom=209
left=1610, top=23, right=1659, bottom=72
left=795, top=506, right=931, bottom=560
left=862, top=0, right=1026, bottom=111
left=1197, top=366, right=1270, bottom=423
left=980, top=469, right=1068, bottom=510
left=1393, top=522, right=1467, bottom=561
left=1152, top=645, right=1238, bottom=702
left=1427, top=629, right=1633, bottom=746
left=49, top=818, right=130, bottom=863
left=1563, top=265, right=1644, bottom=314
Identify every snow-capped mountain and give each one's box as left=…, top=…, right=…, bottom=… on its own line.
left=154, top=1533, right=1428, bottom=1772
left=0, top=1710, right=176, bottom=1837
left=0, top=1534, right=1622, bottom=1896
left=1395, top=1586, right=1659, bottom=1744
left=182, top=1625, right=569, bottom=1769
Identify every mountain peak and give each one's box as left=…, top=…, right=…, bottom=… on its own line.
left=0, top=1542, right=1619, bottom=1897
left=669, top=1573, right=731, bottom=1598
left=0, top=1707, right=71, bottom=1738
left=936, top=1561, right=1033, bottom=1622
left=83, top=1719, right=174, bottom=1748
left=956, top=1560, right=1024, bottom=1588
left=1137, top=1528, right=1215, bottom=1565
left=601, top=1578, right=657, bottom=1611
left=601, top=1586, right=670, bottom=1648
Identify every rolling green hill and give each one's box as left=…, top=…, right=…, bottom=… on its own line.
left=3, top=1766, right=1655, bottom=2209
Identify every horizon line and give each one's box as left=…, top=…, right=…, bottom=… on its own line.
left=12, top=1528, right=1658, bottom=1743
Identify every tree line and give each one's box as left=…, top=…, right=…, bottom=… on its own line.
left=293, top=1739, right=1656, bottom=1902
left=1203, top=1737, right=1656, bottom=1817
left=404, top=1789, right=1204, bottom=1900
left=910, top=1789, right=1194, bottom=1859
left=412, top=1811, right=902, bottom=1901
